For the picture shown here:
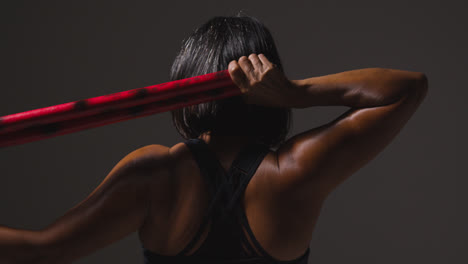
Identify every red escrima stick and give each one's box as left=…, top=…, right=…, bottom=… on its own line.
left=0, top=70, right=240, bottom=148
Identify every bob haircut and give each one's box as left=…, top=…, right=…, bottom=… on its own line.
left=169, top=14, right=291, bottom=150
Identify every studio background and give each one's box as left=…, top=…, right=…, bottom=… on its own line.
left=0, top=0, right=465, bottom=263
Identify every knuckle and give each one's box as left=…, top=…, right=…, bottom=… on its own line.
left=229, top=61, right=238, bottom=71
left=250, top=78, right=260, bottom=86
left=264, top=65, right=274, bottom=73
left=266, top=65, right=276, bottom=74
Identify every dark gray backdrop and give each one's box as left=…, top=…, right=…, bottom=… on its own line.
left=1, top=0, right=465, bottom=263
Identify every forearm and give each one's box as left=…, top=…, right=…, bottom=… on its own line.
left=291, top=68, right=427, bottom=108
left=0, top=225, right=47, bottom=264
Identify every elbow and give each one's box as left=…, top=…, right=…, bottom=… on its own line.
left=414, top=72, right=429, bottom=100
left=403, top=72, right=429, bottom=104
left=402, top=72, right=428, bottom=101
left=413, top=72, right=429, bottom=93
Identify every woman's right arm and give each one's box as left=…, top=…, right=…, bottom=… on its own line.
left=229, top=54, right=428, bottom=201
left=280, top=67, right=428, bottom=200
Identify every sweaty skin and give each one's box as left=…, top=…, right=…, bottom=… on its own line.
left=0, top=54, right=428, bottom=264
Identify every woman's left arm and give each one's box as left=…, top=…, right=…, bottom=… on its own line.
left=0, top=144, right=171, bottom=264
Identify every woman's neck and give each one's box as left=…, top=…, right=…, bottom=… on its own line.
left=197, top=131, right=255, bottom=153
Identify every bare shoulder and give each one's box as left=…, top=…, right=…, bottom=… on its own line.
left=119, top=144, right=176, bottom=191
left=130, top=144, right=171, bottom=162
left=123, top=144, right=172, bottom=172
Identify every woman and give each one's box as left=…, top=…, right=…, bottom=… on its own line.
left=0, top=15, right=428, bottom=263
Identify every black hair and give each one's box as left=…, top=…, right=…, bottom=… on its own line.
left=169, top=14, right=292, bottom=149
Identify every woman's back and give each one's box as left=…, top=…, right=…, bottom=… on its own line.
left=138, top=133, right=318, bottom=262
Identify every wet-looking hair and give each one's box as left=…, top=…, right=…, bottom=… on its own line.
left=169, top=14, right=292, bottom=150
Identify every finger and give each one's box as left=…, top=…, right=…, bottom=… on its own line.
left=258, top=54, right=273, bottom=68
left=228, top=60, right=249, bottom=93
left=248, top=53, right=263, bottom=69
left=238, top=56, right=254, bottom=75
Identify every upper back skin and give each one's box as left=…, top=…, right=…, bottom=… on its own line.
left=138, top=139, right=324, bottom=262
